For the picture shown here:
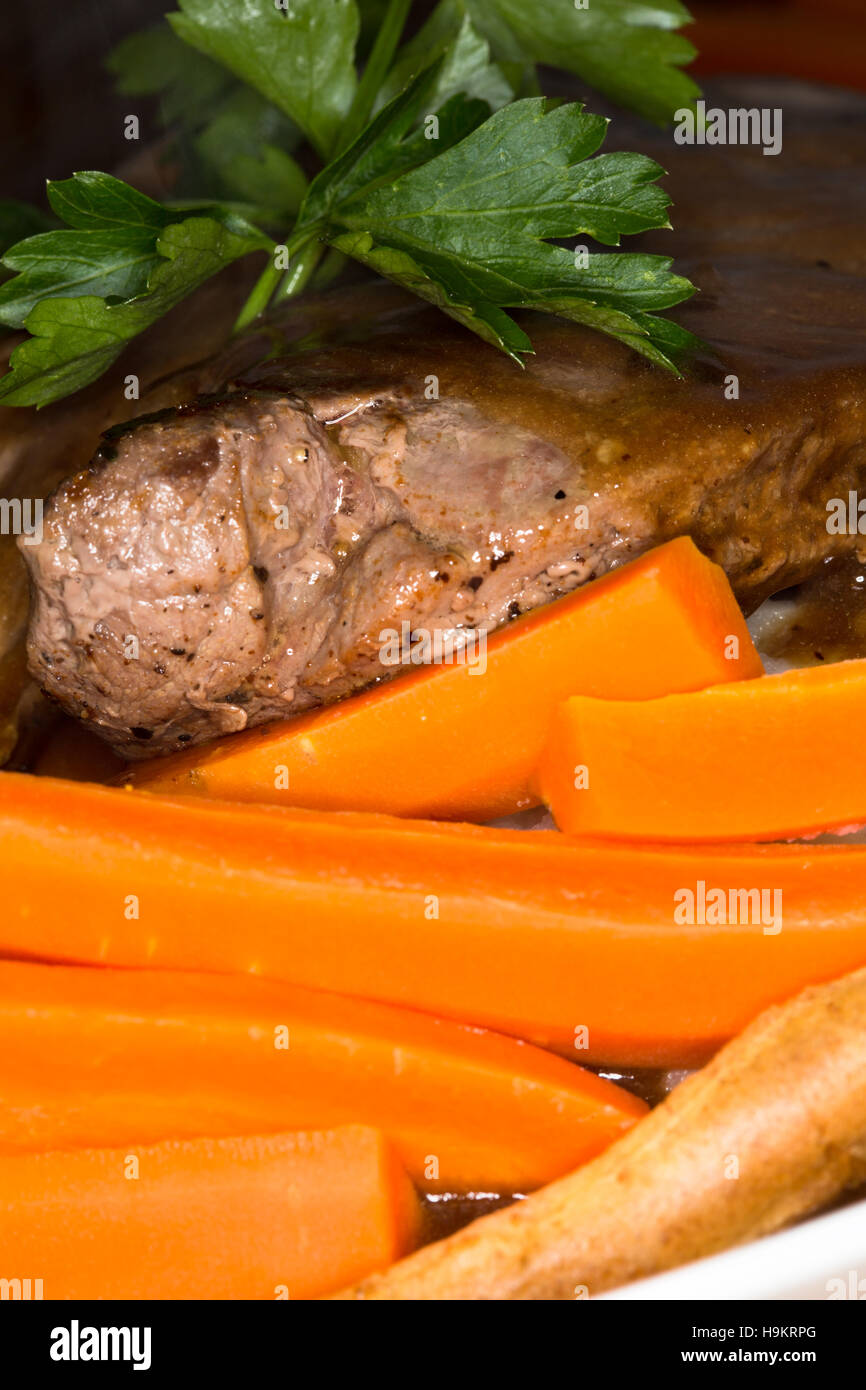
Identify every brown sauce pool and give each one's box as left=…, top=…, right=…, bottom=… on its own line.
left=752, top=556, right=866, bottom=667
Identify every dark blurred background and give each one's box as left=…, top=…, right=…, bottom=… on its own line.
left=2, top=1, right=169, bottom=202
left=1, top=0, right=862, bottom=204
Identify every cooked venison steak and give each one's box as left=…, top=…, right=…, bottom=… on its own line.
left=0, top=261, right=260, bottom=763
left=21, top=82, right=866, bottom=757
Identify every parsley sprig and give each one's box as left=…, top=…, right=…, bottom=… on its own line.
left=0, top=0, right=700, bottom=407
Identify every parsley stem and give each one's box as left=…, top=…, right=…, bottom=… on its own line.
left=233, top=0, right=411, bottom=335
left=271, top=238, right=324, bottom=306
left=334, top=0, right=412, bottom=156
left=231, top=227, right=316, bottom=334
left=232, top=260, right=282, bottom=334
left=312, top=248, right=348, bottom=291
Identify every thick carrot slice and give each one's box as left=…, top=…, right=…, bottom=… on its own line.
left=0, top=1126, right=419, bottom=1300
left=0, top=960, right=645, bottom=1191
left=538, top=659, right=866, bottom=842
left=126, top=537, right=761, bottom=820
left=4, top=773, right=866, bottom=1066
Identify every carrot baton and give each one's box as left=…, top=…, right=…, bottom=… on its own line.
left=336, top=967, right=866, bottom=1301
left=125, top=537, right=762, bottom=821
left=538, top=658, right=866, bottom=842
left=3, top=774, right=866, bottom=1066
left=0, top=1125, right=420, bottom=1300
left=0, top=960, right=645, bottom=1192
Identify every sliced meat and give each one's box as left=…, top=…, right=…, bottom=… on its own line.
left=20, top=80, right=866, bottom=757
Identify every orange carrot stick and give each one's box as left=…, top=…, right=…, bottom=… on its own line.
left=537, top=659, right=866, bottom=843
left=0, top=960, right=645, bottom=1191
left=126, top=537, right=761, bottom=820
left=0, top=1126, right=419, bottom=1300
left=3, top=773, right=866, bottom=1066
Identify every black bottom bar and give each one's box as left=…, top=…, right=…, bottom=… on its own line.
left=0, top=1299, right=856, bottom=1376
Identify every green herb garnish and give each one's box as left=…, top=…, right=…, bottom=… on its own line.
left=0, top=0, right=700, bottom=407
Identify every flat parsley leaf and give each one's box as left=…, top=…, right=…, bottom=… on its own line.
left=0, top=4, right=701, bottom=405
left=464, top=0, right=698, bottom=125
left=106, top=21, right=234, bottom=127
left=194, top=89, right=308, bottom=219
left=106, top=23, right=303, bottom=218
left=377, top=5, right=514, bottom=113
left=298, top=60, right=491, bottom=229
left=300, top=93, right=697, bottom=370
left=168, top=0, right=360, bottom=159
left=0, top=230, right=163, bottom=330
left=0, top=175, right=271, bottom=407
